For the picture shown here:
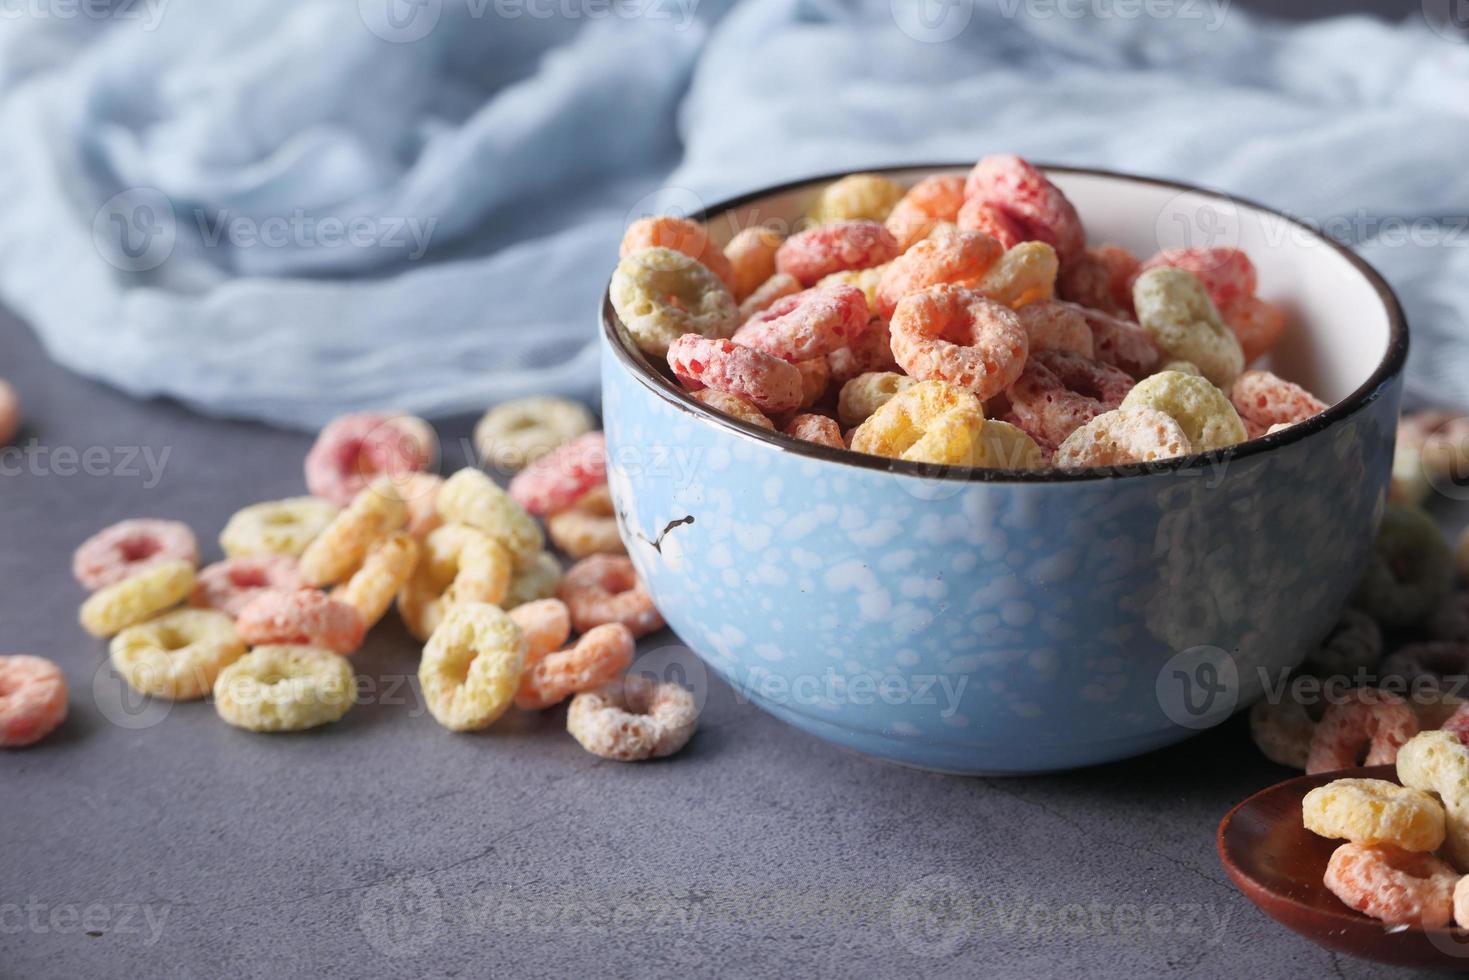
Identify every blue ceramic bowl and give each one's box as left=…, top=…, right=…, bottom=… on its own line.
left=600, top=164, right=1407, bottom=774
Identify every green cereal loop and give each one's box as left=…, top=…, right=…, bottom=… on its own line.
left=1132, top=267, right=1244, bottom=389
left=1120, top=370, right=1247, bottom=451
left=610, top=246, right=738, bottom=357
left=1353, top=503, right=1455, bottom=629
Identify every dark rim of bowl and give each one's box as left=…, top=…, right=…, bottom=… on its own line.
left=600, top=163, right=1409, bottom=483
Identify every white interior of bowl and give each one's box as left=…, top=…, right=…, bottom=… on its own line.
left=700, top=165, right=1393, bottom=406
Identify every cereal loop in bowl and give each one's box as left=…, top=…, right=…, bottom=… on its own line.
left=0, top=655, right=67, bottom=748
left=110, top=608, right=246, bottom=701
left=610, top=246, right=737, bottom=358
left=666, top=337, right=803, bottom=415
left=558, top=555, right=664, bottom=638
left=567, top=676, right=699, bottom=762
left=192, top=555, right=305, bottom=618
left=620, top=216, right=736, bottom=291
left=1230, top=370, right=1327, bottom=439
left=1006, top=350, right=1135, bottom=450
left=807, top=172, right=906, bottom=225
left=235, top=588, right=366, bottom=656
left=723, top=227, right=784, bottom=302
left=305, top=412, right=426, bottom=508
left=418, top=602, right=526, bottom=732
left=1053, top=407, right=1191, bottom=469
left=474, top=397, right=594, bottom=472
left=890, top=284, right=1028, bottom=400
left=874, top=229, right=1003, bottom=318
left=213, top=645, right=355, bottom=733
left=775, top=220, right=900, bottom=287
left=219, top=497, right=339, bottom=559
left=732, top=283, right=869, bottom=362
left=964, top=154, right=1085, bottom=263
left=1119, top=370, right=1246, bottom=452
left=1131, top=267, right=1244, bottom=389
left=79, top=560, right=195, bottom=638
left=73, top=518, right=198, bottom=591
left=849, top=380, right=985, bottom=466
left=885, top=174, right=966, bottom=251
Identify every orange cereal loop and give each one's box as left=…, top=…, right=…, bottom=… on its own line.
left=1057, top=244, right=1140, bottom=317
left=620, top=215, right=735, bottom=291
left=794, top=357, right=830, bottom=409
left=1306, top=688, right=1419, bottom=774
left=333, top=531, right=419, bottom=629
left=885, top=174, right=966, bottom=252
left=399, top=472, right=444, bottom=539
left=1231, top=370, right=1327, bottom=439
left=298, top=478, right=407, bottom=587
left=1053, top=407, right=1191, bottom=469
left=1015, top=300, right=1094, bottom=359
left=783, top=413, right=844, bottom=450
left=0, top=655, right=67, bottom=748
left=1323, top=843, right=1456, bottom=928
left=1221, top=296, right=1289, bottom=364
left=954, top=199, right=1024, bottom=250
left=397, top=523, right=512, bottom=642
left=566, top=676, right=699, bottom=761
left=558, top=555, right=664, bottom=638
left=875, top=230, right=1004, bottom=318
left=849, top=379, right=985, bottom=466
left=889, top=284, right=1028, bottom=400
left=236, top=588, right=366, bottom=656
left=690, top=389, right=774, bottom=431
left=515, top=623, right=635, bottom=711
left=723, top=226, right=784, bottom=302
left=973, top=241, right=1058, bottom=309
left=508, top=599, right=572, bottom=664
left=737, top=272, right=803, bottom=323
left=546, top=484, right=626, bottom=558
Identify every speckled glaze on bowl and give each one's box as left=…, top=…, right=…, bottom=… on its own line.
left=600, top=164, right=1407, bottom=774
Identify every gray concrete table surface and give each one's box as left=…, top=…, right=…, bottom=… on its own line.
left=0, top=310, right=1431, bottom=980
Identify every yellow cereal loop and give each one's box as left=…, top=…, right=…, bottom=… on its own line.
left=1160, top=360, right=1202, bottom=377
left=397, top=524, right=512, bottom=641
left=79, top=559, right=195, bottom=638
left=418, top=602, right=526, bottom=731
left=816, top=264, right=889, bottom=318
left=213, top=645, right=355, bottom=733
left=219, top=497, right=339, bottom=558
left=1132, top=267, right=1245, bottom=389
left=837, top=372, right=918, bottom=429
left=1397, top=731, right=1469, bottom=868
left=807, top=173, right=907, bottom=225
left=609, top=246, right=738, bottom=357
left=975, top=241, right=1058, bottom=309
left=299, top=478, right=408, bottom=586
left=1302, top=778, right=1446, bottom=852
left=472, top=396, right=595, bottom=471
left=505, top=551, right=564, bottom=607
left=971, top=419, right=1046, bottom=469
left=109, top=608, right=246, bottom=701
left=850, top=380, right=985, bottom=465
left=436, top=468, right=543, bottom=567
left=333, top=531, right=419, bottom=629
left=1120, top=371, right=1247, bottom=452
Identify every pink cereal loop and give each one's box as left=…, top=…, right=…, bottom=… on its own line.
left=515, top=623, right=636, bottom=711
left=1015, top=300, right=1094, bottom=359
left=827, top=318, right=898, bottom=385
left=305, top=412, right=426, bottom=508
left=955, top=198, right=1025, bottom=250
left=1221, top=297, right=1288, bottom=364
left=1324, top=843, right=1457, bottom=928
left=0, top=655, right=68, bottom=748
left=963, top=155, right=1085, bottom=263
left=1136, top=247, right=1257, bottom=311
left=783, top=413, right=844, bottom=449
left=1006, top=351, right=1136, bottom=449
left=733, top=284, right=869, bottom=362
left=235, top=588, right=366, bottom=656
left=885, top=174, right=966, bottom=252
left=666, top=336, right=804, bottom=414
left=508, top=432, right=607, bottom=518
left=775, top=220, right=900, bottom=287
left=191, top=555, right=305, bottom=618
left=1230, top=370, right=1327, bottom=439
left=558, top=555, right=665, bottom=638
left=1067, top=303, right=1161, bottom=378
left=889, top=284, right=1029, bottom=400
left=875, top=229, right=1004, bottom=318
left=73, top=518, right=199, bottom=591
left=1306, top=688, right=1419, bottom=774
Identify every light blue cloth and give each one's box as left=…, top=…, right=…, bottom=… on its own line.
left=0, top=0, right=1465, bottom=428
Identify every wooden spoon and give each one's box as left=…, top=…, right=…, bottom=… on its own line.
left=1218, top=764, right=1469, bottom=970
